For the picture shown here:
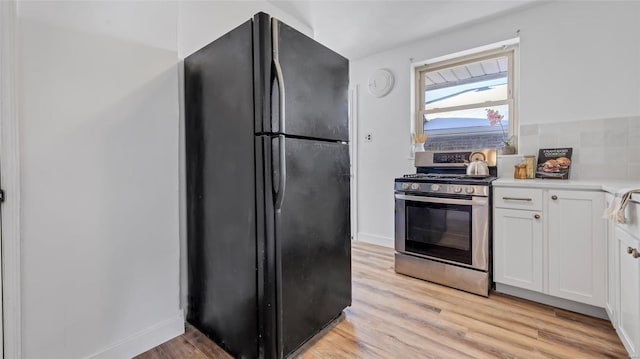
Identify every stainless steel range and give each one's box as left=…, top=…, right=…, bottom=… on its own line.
left=394, top=149, right=497, bottom=296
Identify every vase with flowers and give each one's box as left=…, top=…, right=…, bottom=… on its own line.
left=486, top=108, right=516, bottom=155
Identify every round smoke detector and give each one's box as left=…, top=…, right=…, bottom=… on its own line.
left=368, top=68, right=395, bottom=98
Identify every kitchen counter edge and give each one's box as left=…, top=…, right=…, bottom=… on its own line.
left=493, top=178, right=640, bottom=202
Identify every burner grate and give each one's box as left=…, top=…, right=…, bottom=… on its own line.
left=403, top=173, right=467, bottom=179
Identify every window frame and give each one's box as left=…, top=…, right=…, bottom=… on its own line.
left=414, top=48, right=516, bottom=139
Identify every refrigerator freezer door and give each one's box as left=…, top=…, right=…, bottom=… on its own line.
left=271, top=19, right=349, bottom=142
left=273, top=137, right=351, bottom=357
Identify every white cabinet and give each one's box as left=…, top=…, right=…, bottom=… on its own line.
left=494, top=184, right=640, bottom=358
left=605, top=193, right=618, bottom=325
left=547, top=190, right=605, bottom=307
left=493, top=187, right=605, bottom=308
left=617, top=227, right=640, bottom=357
left=494, top=208, right=543, bottom=291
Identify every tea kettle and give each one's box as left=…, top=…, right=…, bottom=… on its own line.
left=466, top=159, right=490, bottom=176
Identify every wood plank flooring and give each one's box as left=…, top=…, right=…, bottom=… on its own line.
left=136, top=241, right=627, bottom=358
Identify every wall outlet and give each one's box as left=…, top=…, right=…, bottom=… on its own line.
left=364, top=133, right=373, bottom=142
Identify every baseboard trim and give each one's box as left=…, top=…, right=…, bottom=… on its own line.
left=356, top=232, right=394, bottom=248
left=87, top=312, right=185, bottom=359
left=495, top=283, right=608, bottom=320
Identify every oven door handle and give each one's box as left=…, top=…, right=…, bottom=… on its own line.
left=395, top=193, right=488, bottom=206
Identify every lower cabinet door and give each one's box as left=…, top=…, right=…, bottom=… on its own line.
left=605, top=194, right=618, bottom=325
left=494, top=208, right=543, bottom=292
left=617, top=227, right=640, bottom=357
left=547, top=190, right=605, bottom=307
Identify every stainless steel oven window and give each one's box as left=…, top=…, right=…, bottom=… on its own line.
left=406, top=201, right=472, bottom=264
left=395, top=194, right=489, bottom=271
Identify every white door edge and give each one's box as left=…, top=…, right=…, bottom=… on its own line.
left=0, top=2, right=21, bottom=358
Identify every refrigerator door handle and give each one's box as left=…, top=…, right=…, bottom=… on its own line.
left=274, top=134, right=286, bottom=211
left=272, top=19, right=285, bottom=133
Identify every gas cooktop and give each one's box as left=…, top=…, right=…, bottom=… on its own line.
left=395, top=173, right=497, bottom=185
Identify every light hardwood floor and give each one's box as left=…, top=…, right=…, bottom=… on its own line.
left=137, top=241, right=627, bottom=358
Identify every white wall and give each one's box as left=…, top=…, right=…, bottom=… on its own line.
left=352, top=1, right=640, bottom=247
left=18, top=1, right=182, bottom=358
left=178, top=1, right=312, bottom=58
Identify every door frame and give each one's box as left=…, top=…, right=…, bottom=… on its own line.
left=349, top=85, right=358, bottom=241
left=0, top=1, right=22, bottom=358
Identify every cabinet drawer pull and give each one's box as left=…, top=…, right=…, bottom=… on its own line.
left=551, top=195, right=558, bottom=200
left=633, top=249, right=640, bottom=259
left=534, top=214, right=540, bottom=219
left=502, top=197, right=532, bottom=201
left=628, top=247, right=634, bottom=254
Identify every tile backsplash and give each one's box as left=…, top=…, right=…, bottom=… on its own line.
left=518, top=116, right=640, bottom=181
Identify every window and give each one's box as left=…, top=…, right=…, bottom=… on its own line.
left=414, top=48, right=516, bottom=150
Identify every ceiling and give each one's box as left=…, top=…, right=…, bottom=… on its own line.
left=268, top=0, right=539, bottom=59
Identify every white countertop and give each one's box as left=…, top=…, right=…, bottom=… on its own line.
left=493, top=178, right=640, bottom=202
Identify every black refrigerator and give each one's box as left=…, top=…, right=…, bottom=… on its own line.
left=184, top=12, right=351, bottom=359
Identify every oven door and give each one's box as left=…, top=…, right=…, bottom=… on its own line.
left=394, top=193, right=489, bottom=271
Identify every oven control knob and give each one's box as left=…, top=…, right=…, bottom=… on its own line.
left=430, top=184, right=440, bottom=191
left=402, top=183, right=410, bottom=190
left=411, top=183, right=420, bottom=190
left=465, top=187, right=475, bottom=194
left=453, top=186, right=462, bottom=193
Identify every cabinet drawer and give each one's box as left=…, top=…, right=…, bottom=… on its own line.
left=494, top=187, right=543, bottom=211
